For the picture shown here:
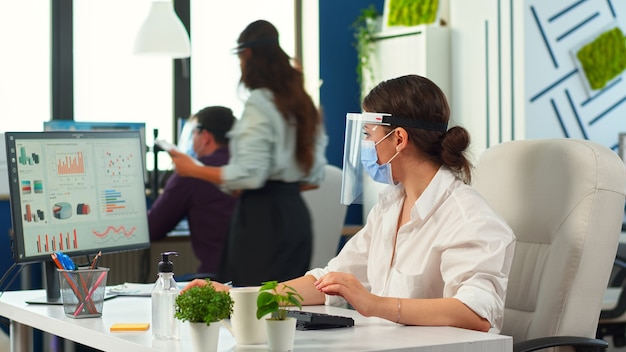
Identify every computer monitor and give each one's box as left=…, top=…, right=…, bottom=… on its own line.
left=4, top=131, right=150, bottom=302
left=0, top=134, right=9, bottom=197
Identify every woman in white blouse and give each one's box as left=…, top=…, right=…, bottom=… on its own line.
left=169, top=20, right=327, bottom=287
left=185, top=74, right=514, bottom=333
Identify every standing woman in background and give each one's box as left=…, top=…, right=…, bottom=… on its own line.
left=169, top=20, right=327, bottom=287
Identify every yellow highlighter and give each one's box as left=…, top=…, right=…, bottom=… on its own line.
left=110, top=323, right=150, bottom=332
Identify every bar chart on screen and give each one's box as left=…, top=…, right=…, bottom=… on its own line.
left=56, top=151, right=85, bottom=175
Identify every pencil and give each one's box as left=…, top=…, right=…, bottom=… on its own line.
left=90, top=251, right=102, bottom=269
left=73, top=270, right=107, bottom=317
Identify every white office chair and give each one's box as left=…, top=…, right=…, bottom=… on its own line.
left=302, top=164, right=348, bottom=269
left=473, top=138, right=626, bottom=352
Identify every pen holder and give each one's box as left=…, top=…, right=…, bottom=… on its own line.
left=58, top=267, right=109, bottom=318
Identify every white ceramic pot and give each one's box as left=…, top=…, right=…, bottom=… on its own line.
left=189, top=321, right=220, bottom=352
left=265, top=317, right=297, bottom=351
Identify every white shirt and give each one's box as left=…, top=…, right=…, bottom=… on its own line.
left=221, top=88, right=328, bottom=190
left=307, top=167, right=515, bottom=332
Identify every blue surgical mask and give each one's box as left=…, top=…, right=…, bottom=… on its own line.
left=360, top=129, right=400, bottom=185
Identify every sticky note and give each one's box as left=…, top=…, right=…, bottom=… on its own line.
left=110, top=323, right=150, bottom=332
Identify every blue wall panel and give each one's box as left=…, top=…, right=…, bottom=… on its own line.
left=319, top=0, right=384, bottom=225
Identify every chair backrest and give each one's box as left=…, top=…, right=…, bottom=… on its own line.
left=473, top=139, right=626, bottom=343
left=302, top=164, right=348, bottom=269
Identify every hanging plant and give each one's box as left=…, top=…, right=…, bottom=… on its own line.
left=351, top=4, right=380, bottom=92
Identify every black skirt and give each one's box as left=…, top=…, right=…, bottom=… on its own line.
left=218, top=181, right=312, bottom=286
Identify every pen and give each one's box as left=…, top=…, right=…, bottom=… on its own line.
left=74, top=270, right=107, bottom=317
left=56, top=251, right=75, bottom=270
left=83, top=251, right=103, bottom=313
left=76, top=270, right=99, bottom=314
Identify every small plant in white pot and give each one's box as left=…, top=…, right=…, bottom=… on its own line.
left=175, top=279, right=234, bottom=352
left=256, top=280, right=303, bottom=351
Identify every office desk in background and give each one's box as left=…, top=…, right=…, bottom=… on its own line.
left=0, top=289, right=512, bottom=352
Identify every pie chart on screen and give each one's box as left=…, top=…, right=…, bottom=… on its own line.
left=77, top=203, right=90, bottom=215
left=52, top=202, right=72, bottom=219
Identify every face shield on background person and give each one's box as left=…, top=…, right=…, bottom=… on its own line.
left=177, top=119, right=199, bottom=158
left=340, top=112, right=448, bottom=206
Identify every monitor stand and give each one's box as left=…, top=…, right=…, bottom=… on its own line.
left=25, top=261, right=63, bottom=305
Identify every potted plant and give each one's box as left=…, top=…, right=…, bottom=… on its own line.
left=175, top=279, right=234, bottom=352
left=256, top=280, right=304, bottom=351
left=351, top=4, right=381, bottom=94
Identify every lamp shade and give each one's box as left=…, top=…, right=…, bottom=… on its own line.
left=133, top=0, right=190, bottom=58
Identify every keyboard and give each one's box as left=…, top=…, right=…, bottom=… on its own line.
left=286, top=310, right=355, bottom=330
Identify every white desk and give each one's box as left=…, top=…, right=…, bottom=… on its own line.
left=0, top=289, right=512, bottom=352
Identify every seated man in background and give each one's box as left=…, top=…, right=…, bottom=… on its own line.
left=148, top=106, right=236, bottom=276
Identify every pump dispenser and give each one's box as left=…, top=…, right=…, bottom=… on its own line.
left=152, top=251, right=180, bottom=339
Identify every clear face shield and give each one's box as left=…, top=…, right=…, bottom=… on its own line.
left=340, top=112, right=449, bottom=205
left=340, top=112, right=390, bottom=205
left=177, top=119, right=199, bottom=158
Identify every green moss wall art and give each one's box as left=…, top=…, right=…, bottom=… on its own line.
left=385, top=0, right=439, bottom=27
left=576, top=27, right=626, bottom=91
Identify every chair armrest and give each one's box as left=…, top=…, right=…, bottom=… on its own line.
left=513, top=336, right=608, bottom=352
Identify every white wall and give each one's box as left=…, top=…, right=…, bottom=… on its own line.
left=450, top=0, right=626, bottom=156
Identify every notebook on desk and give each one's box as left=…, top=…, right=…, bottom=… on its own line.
left=107, top=282, right=190, bottom=296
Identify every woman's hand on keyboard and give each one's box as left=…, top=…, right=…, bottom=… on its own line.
left=314, top=272, right=376, bottom=316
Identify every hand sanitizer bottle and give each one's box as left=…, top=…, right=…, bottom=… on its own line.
left=152, top=251, right=180, bottom=339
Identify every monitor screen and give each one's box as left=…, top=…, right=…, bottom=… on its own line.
left=5, top=131, right=150, bottom=264
left=43, top=121, right=148, bottom=179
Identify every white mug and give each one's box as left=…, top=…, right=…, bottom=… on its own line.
left=223, top=287, right=267, bottom=345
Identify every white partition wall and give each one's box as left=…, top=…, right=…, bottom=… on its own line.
left=450, top=0, right=626, bottom=157
left=449, top=0, right=520, bottom=159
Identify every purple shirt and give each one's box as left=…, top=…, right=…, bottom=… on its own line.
left=148, top=147, right=235, bottom=274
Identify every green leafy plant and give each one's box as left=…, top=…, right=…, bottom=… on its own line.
left=386, top=0, right=439, bottom=27
left=256, top=280, right=303, bottom=320
left=351, top=4, right=380, bottom=91
left=174, top=279, right=234, bottom=326
left=576, top=27, right=626, bottom=90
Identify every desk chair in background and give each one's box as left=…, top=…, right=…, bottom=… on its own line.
left=474, top=139, right=626, bottom=352
left=597, top=239, right=626, bottom=347
left=590, top=150, right=626, bottom=348
left=302, top=164, right=348, bottom=270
